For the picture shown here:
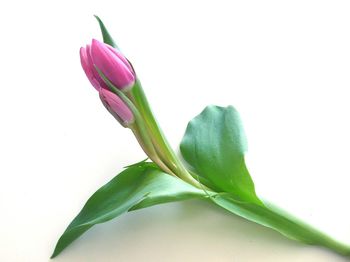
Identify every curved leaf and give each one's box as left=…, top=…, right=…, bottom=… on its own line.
left=180, top=105, right=261, bottom=204
left=211, top=193, right=350, bottom=256
left=94, top=15, right=118, bottom=48
left=51, top=162, right=206, bottom=258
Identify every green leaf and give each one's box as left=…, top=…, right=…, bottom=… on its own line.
left=180, top=105, right=350, bottom=256
left=180, top=105, right=261, bottom=204
left=51, top=162, right=206, bottom=258
left=211, top=193, right=350, bottom=256
left=123, top=157, right=148, bottom=168
left=94, top=15, right=118, bottom=48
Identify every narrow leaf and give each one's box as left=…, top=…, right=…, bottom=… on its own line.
left=180, top=105, right=261, bottom=204
left=52, top=162, right=206, bottom=258
left=94, top=15, right=118, bottom=48
left=211, top=193, right=350, bottom=256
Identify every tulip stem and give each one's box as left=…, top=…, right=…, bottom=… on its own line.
left=127, top=80, right=207, bottom=189
left=96, top=68, right=206, bottom=189
left=130, top=124, right=176, bottom=177
left=96, top=68, right=178, bottom=178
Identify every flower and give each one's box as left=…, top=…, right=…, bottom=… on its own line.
left=99, top=88, right=134, bottom=127
left=80, top=39, right=135, bottom=91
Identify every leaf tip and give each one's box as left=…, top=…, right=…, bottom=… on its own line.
left=92, top=15, right=118, bottom=49
left=50, top=250, right=58, bottom=259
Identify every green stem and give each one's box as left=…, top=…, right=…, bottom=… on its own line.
left=97, top=68, right=205, bottom=189
left=97, top=69, right=176, bottom=177
left=130, top=123, right=176, bottom=177
left=128, top=80, right=205, bottom=189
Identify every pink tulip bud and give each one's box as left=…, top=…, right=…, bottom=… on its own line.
left=80, top=39, right=135, bottom=91
left=99, top=88, right=134, bottom=127
left=90, top=39, right=135, bottom=90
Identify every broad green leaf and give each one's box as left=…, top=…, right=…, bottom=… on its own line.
left=180, top=105, right=261, bottom=204
left=51, top=162, right=206, bottom=258
left=94, top=15, right=118, bottom=48
left=211, top=193, right=350, bottom=256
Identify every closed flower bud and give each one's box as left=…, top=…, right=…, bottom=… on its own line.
left=90, top=39, right=135, bottom=90
left=99, top=88, right=134, bottom=127
left=80, top=39, right=135, bottom=91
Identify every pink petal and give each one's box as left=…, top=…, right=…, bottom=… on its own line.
left=91, top=39, right=135, bottom=90
left=86, top=45, right=108, bottom=90
left=99, top=88, right=134, bottom=125
left=106, top=45, right=134, bottom=73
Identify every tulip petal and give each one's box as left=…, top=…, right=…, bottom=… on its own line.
left=99, top=88, right=134, bottom=126
left=106, top=45, right=133, bottom=73
left=80, top=47, right=99, bottom=90
left=80, top=46, right=108, bottom=91
left=85, top=45, right=109, bottom=90
left=91, top=39, right=135, bottom=90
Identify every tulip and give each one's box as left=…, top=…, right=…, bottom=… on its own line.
left=80, top=39, right=135, bottom=91
left=99, top=88, right=134, bottom=127
left=91, top=39, right=135, bottom=90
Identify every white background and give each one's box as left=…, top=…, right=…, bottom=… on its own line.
left=1, top=0, right=350, bottom=261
